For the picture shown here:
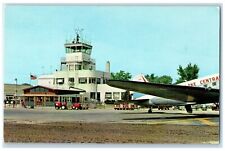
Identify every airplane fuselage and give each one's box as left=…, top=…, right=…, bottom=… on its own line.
left=133, top=73, right=219, bottom=108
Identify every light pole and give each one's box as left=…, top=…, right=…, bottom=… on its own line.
left=14, top=78, right=17, bottom=108
left=15, top=78, right=17, bottom=98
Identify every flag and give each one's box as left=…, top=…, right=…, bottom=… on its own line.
left=30, top=74, right=37, bottom=80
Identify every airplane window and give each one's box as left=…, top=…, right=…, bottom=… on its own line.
left=204, top=84, right=207, bottom=88
left=212, top=82, right=217, bottom=86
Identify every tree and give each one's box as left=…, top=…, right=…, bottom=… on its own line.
left=22, top=83, right=31, bottom=86
left=145, top=74, right=158, bottom=83
left=110, top=70, right=132, bottom=80
left=145, top=74, right=173, bottom=84
left=157, top=75, right=173, bottom=84
left=176, top=63, right=199, bottom=84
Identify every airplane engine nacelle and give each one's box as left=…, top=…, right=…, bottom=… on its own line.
left=151, top=97, right=185, bottom=106
left=148, top=99, right=155, bottom=106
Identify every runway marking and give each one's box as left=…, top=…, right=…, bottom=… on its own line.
left=145, top=119, right=192, bottom=125
left=197, top=118, right=217, bottom=126
left=144, top=118, right=218, bottom=126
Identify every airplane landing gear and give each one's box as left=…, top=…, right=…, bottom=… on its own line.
left=148, top=107, right=152, bottom=113
left=185, top=105, right=193, bottom=113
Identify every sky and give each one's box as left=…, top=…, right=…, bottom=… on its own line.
left=3, top=5, right=220, bottom=84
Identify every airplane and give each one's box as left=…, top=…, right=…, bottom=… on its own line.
left=107, top=73, right=220, bottom=113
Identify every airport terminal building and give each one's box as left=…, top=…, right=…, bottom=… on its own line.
left=37, top=33, right=125, bottom=103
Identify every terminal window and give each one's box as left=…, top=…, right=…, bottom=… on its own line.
left=102, top=79, right=107, bottom=84
left=89, top=78, right=96, bottom=84
left=79, top=78, right=87, bottom=84
left=30, top=87, right=48, bottom=93
left=105, top=92, right=112, bottom=99
left=56, top=78, right=64, bottom=84
left=90, top=92, right=96, bottom=99
left=68, top=77, right=74, bottom=83
left=113, top=92, right=120, bottom=100
left=96, top=78, right=101, bottom=84
left=212, top=82, right=217, bottom=86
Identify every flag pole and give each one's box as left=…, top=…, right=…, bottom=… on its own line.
left=30, top=73, right=31, bottom=86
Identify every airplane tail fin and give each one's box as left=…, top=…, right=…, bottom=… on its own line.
left=132, top=74, right=149, bottom=82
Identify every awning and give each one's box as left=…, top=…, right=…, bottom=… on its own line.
left=58, top=94, right=80, bottom=97
left=22, top=94, right=57, bottom=97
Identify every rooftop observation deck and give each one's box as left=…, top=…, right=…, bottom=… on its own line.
left=64, top=42, right=92, bottom=49
left=65, top=33, right=92, bottom=49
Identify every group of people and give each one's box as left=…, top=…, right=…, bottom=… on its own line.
left=4, top=99, right=16, bottom=108
left=4, top=99, right=27, bottom=108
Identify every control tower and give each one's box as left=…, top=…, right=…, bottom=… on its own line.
left=38, top=30, right=125, bottom=103
left=60, top=32, right=96, bottom=71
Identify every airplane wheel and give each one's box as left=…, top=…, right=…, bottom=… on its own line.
left=148, top=108, right=152, bottom=113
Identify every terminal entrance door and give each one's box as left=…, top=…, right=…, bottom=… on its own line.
left=97, top=92, right=100, bottom=102
left=72, top=97, right=80, bottom=103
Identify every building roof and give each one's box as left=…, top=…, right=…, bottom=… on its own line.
left=23, top=85, right=85, bottom=94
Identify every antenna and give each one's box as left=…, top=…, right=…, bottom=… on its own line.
left=75, top=28, right=84, bottom=43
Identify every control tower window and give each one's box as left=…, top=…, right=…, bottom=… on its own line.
left=81, top=49, right=85, bottom=53
left=75, top=65, right=81, bottom=70
left=86, top=49, right=91, bottom=55
left=69, top=65, right=75, bottom=71
left=66, top=48, right=73, bottom=53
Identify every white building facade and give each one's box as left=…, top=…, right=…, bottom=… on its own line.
left=38, top=33, right=125, bottom=103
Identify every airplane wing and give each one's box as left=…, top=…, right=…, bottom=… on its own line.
left=107, top=80, right=219, bottom=104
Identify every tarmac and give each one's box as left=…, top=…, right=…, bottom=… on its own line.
left=4, top=106, right=219, bottom=126
left=3, top=106, right=220, bottom=144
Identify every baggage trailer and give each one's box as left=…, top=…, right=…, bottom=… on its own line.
left=54, top=101, right=88, bottom=110
left=72, top=103, right=89, bottom=110
left=114, top=103, right=137, bottom=110
left=157, top=105, right=171, bottom=110
left=55, top=101, right=67, bottom=110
